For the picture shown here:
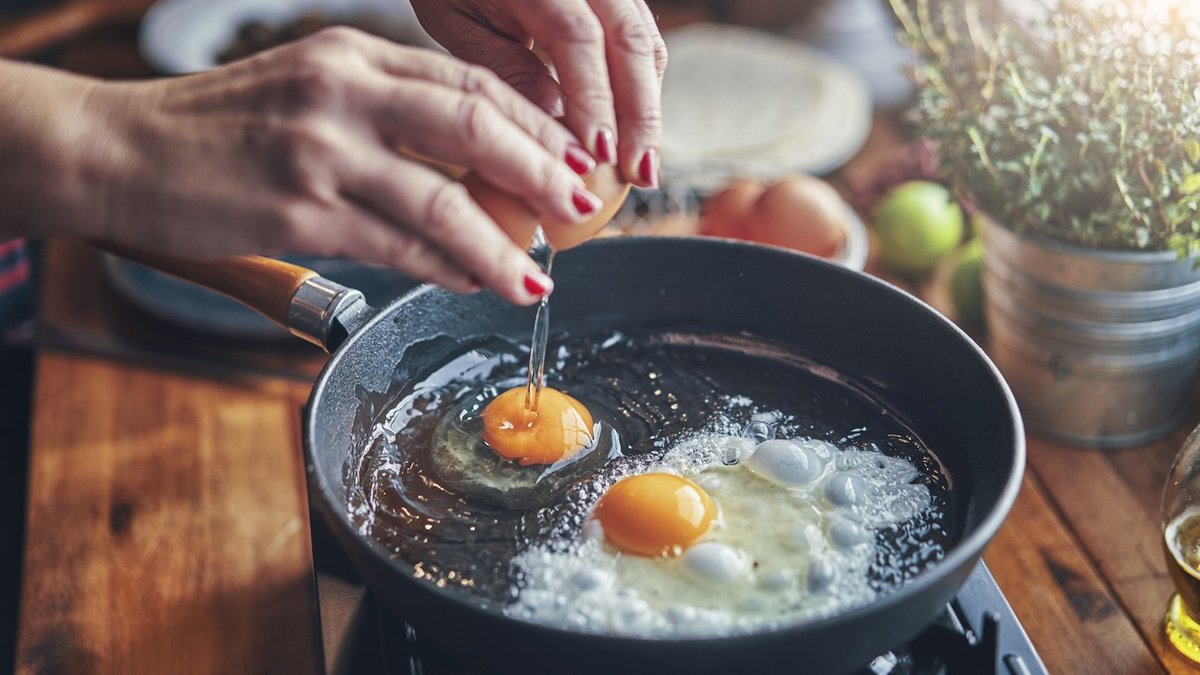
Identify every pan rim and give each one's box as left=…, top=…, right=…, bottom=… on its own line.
left=304, top=235, right=1026, bottom=647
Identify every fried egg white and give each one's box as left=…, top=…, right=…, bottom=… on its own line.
left=505, top=434, right=932, bottom=637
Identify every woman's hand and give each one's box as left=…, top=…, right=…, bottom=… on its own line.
left=411, top=0, right=667, bottom=188
left=2, top=28, right=611, bottom=304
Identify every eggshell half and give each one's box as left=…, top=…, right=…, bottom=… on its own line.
left=462, top=165, right=631, bottom=251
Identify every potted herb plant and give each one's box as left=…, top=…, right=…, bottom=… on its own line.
left=891, top=0, right=1200, bottom=447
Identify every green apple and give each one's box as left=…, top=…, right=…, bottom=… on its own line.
left=949, top=239, right=985, bottom=327
left=871, top=181, right=964, bottom=276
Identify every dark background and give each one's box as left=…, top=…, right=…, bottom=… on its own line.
left=0, top=349, right=33, bottom=673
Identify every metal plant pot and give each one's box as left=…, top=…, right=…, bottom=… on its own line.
left=982, top=217, right=1200, bottom=448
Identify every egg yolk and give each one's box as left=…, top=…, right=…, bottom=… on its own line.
left=481, top=386, right=594, bottom=466
left=593, top=473, right=715, bottom=557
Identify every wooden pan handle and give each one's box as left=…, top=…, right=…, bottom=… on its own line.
left=96, top=243, right=318, bottom=328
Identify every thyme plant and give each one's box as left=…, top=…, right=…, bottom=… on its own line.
left=892, top=0, right=1200, bottom=252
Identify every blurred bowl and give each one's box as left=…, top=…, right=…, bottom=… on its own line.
left=139, top=0, right=434, bottom=75
left=836, top=203, right=870, bottom=272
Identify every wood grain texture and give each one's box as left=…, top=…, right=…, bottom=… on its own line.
left=15, top=353, right=320, bottom=675
left=985, top=474, right=1161, bottom=674
left=1025, top=430, right=1200, bottom=673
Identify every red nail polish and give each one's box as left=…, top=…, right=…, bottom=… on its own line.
left=638, top=149, right=659, bottom=188
left=565, top=144, right=595, bottom=175
left=595, top=128, right=616, bottom=164
left=572, top=187, right=599, bottom=215
left=524, top=273, right=552, bottom=296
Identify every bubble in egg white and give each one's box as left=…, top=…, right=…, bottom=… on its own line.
left=745, top=419, right=774, bottom=443
left=618, top=604, right=645, bottom=627
left=825, top=472, right=868, bottom=507
left=738, top=596, right=771, bottom=613
left=784, top=523, right=826, bottom=553
left=808, top=555, right=838, bottom=593
left=681, top=542, right=753, bottom=586
left=570, top=568, right=614, bottom=592
left=867, top=483, right=932, bottom=524
left=799, top=438, right=840, bottom=462
left=760, top=568, right=799, bottom=592
left=829, top=517, right=872, bottom=549
left=666, top=605, right=698, bottom=625
left=581, top=519, right=605, bottom=544
left=746, top=439, right=826, bottom=487
left=835, top=450, right=920, bottom=484
left=664, top=434, right=754, bottom=470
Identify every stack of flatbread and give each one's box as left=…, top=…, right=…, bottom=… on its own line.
left=661, top=24, right=871, bottom=192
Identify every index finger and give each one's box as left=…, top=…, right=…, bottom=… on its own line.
left=507, top=0, right=619, bottom=165
left=589, top=0, right=667, bottom=187
left=342, top=33, right=584, bottom=166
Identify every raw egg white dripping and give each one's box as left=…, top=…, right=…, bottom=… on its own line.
left=506, top=431, right=932, bottom=637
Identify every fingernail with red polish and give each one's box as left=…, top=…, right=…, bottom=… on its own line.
left=565, top=144, right=595, bottom=175
left=572, top=187, right=601, bottom=216
left=595, top=128, right=616, bottom=164
left=638, top=148, right=659, bottom=188
left=524, top=272, right=554, bottom=297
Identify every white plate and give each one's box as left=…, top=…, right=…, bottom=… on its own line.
left=660, top=24, right=872, bottom=190
left=139, top=0, right=433, bottom=75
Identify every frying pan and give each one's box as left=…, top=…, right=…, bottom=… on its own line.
left=110, top=236, right=1024, bottom=674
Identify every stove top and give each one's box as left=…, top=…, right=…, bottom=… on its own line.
left=311, top=517, right=1045, bottom=675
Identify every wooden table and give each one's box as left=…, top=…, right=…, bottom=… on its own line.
left=9, top=8, right=1200, bottom=675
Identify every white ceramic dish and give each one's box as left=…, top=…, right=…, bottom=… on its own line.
left=836, top=204, right=870, bottom=272
left=139, top=0, right=433, bottom=75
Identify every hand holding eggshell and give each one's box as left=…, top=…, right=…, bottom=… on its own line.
left=463, top=164, right=631, bottom=251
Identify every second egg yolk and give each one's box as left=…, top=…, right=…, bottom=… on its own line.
left=593, top=473, right=715, bottom=557
left=480, top=386, right=594, bottom=466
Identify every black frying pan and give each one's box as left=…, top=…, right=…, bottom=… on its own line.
left=110, top=236, right=1024, bottom=674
